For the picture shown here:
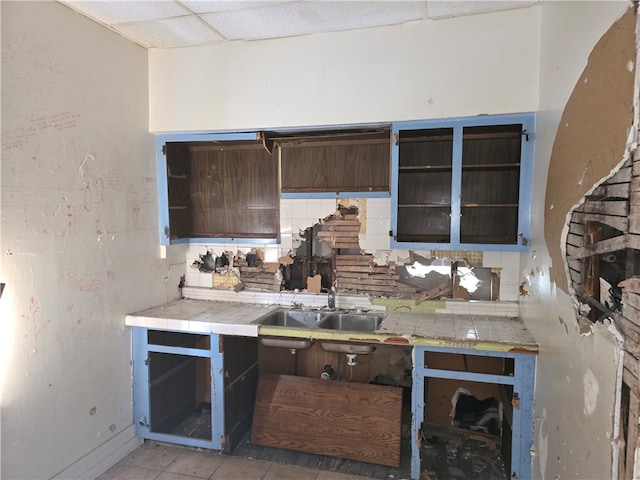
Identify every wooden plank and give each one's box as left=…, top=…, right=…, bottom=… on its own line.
left=321, top=219, right=361, bottom=226
left=583, top=200, right=629, bottom=216
left=566, top=235, right=628, bottom=261
left=251, top=373, right=402, bottom=467
left=620, top=277, right=640, bottom=294
left=566, top=232, right=584, bottom=248
left=326, top=225, right=362, bottom=232
left=581, top=213, right=628, bottom=232
left=616, top=166, right=633, bottom=183
left=336, top=256, right=374, bottom=265
left=335, top=276, right=399, bottom=287
left=569, top=220, right=585, bottom=236
left=629, top=215, right=640, bottom=234
left=625, top=352, right=640, bottom=384
left=336, top=265, right=393, bottom=274
left=317, top=231, right=360, bottom=239
left=627, top=234, right=640, bottom=250
left=592, top=183, right=630, bottom=199
left=337, top=272, right=400, bottom=280
left=623, top=292, right=640, bottom=312
left=338, top=283, right=418, bottom=294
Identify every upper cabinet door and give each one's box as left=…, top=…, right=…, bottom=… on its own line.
left=277, top=129, right=391, bottom=196
left=391, top=114, right=535, bottom=251
left=156, top=132, right=279, bottom=245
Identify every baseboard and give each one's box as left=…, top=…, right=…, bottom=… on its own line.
left=52, top=424, right=142, bottom=479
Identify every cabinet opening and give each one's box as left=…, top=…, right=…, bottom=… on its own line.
left=165, top=140, right=279, bottom=240
left=147, top=330, right=210, bottom=349
left=278, top=128, right=391, bottom=193
left=148, top=351, right=212, bottom=440
left=421, top=352, right=514, bottom=480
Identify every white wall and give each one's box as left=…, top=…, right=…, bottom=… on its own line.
left=149, top=6, right=540, bottom=132
left=0, top=2, right=184, bottom=478
left=521, top=2, right=632, bottom=479
left=150, top=6, right=542, bottom=303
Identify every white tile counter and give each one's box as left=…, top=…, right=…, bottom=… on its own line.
left=126, top=297, right=538, bottom=353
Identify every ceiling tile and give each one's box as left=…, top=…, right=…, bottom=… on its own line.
left=113, top=16, right=224, bottom=48
left=63, top=0, right=189, bottom=25
left=426, top=0, right=537, bottom=19
left=200, top=0, right=427, bottom=41
left=179, top=0, right=292, bottom=14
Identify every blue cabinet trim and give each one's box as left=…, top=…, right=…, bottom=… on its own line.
left=411, top=345, right=535, bottom=479
left=391, top=113, right=535, bottom=252
left=131, top=327, right=225, bottom=450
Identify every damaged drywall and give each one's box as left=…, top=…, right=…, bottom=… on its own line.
left=193, top=204, right=498, bottom=302
left=545, top=7, right=636, bottom=294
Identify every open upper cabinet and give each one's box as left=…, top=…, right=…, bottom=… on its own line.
left=156, top=115, right=533, bottom=249
left=157, top=132, right=280, bottom=244
left=391, top=114, right=535, bottom=252
left=156, top=127, right=391, bottom=245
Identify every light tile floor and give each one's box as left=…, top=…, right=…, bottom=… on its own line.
left=98, top=442, right=370, bottom=480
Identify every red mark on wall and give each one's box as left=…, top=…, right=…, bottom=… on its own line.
left=64, top=270, right=103, bottom=293
left=2, top=111, right=80, bottom=151
left=66, top=204, right=77, bottom=236
left=21, top=296, right=48, bottom=344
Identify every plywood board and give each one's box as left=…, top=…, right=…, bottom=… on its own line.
left=251, top=373, right=402, bottom=467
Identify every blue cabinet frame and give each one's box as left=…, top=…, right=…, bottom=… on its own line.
left=411, top=345, right=536, bottom=480
left=391, top=114, right=535, bottom=252
left=132, top=327, right=226, bottom=449
left=155, top=131, right=281, bottom=246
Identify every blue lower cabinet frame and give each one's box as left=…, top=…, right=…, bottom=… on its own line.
left=132, top=328, right=225, bottom=449
left=411, top=345, right=536, bottom=480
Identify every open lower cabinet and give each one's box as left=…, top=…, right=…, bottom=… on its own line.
left=132, top=328, right=258, bottom=452
left=412, top=346, right=536, bottom=480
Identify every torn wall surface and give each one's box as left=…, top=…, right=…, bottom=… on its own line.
left=191, top=205, right=498, bottom=302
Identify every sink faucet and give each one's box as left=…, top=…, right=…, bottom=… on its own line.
left=327, top=288, right=336, bottom=310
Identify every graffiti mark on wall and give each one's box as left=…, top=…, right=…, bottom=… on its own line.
left=2, top=111, right=80, bottom=151
left=64, top=270, right=103, bottom=293
left=21, top=296, right=49, bottom=346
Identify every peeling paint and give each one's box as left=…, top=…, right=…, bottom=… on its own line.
left=583, top=369, right=599, bottom=416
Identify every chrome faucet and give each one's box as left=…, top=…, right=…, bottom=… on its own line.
left=327, top=288, right=336, bottom=310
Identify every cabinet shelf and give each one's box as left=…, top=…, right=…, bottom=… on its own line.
left=462, top=163, right=520, bottom=170
left=399, top=165, right=452, bottom=172
left=462, top=204, right=519, bottom=208
left=398, top=204, right=450, bottom=208
left=399, top=131, right=522, bottom=143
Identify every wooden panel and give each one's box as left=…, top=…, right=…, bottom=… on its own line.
left=224, top=336, right=259, bottom=453
left=251, top=373, right=402, bottom=467
left=281, top=133, right=390, bottom=193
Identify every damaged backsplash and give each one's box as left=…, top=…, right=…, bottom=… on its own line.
left=185, top=198, right=521, bottom=302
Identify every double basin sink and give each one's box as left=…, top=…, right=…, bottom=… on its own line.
left=255, top=308, right=385, bottom=354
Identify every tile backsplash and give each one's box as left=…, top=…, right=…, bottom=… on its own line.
left=183, top=197, right=522, bottom=302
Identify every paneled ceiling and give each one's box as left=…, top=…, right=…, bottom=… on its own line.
left=58, top=0, right=538, bottom=49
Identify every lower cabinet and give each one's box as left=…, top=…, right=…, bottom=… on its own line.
left=411, top=345, right=536, bottom=480
left=132, top=328, right=258, bottom=451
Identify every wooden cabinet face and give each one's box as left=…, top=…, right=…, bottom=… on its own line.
left=397, top=128, right=453, bottom=243
left=460, top=124, right=522, bottom=245
left=165, top=140, right=279, bottom=241
left=279, top=130, right=391, bottom=194
left=392, top=116, right=534, bottom=250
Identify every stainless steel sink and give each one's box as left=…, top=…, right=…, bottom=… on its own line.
left=317, top=312, right=384, bottom=332
left=260, top=337, right=313, bottom=350
left=320, top=342, right=376, bottom=354
left=256, top=309, right=325, bottom=328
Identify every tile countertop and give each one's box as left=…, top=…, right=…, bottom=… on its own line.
left=125, top=298, right=538, bottom=354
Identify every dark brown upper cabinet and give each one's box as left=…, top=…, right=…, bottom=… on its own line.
left=160, top=134, right=279, bottom=243
left=274, top=128, right=391, bottom=194
left=391, top=114, right=535, bottom=251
